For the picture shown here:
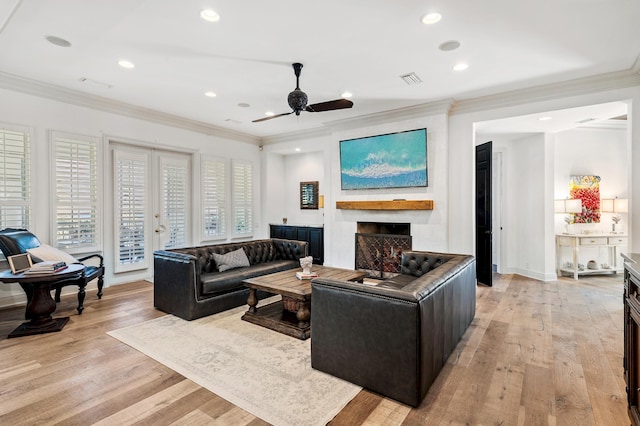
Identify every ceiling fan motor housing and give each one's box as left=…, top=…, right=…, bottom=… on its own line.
left=288, top=89, right=308, bottom=115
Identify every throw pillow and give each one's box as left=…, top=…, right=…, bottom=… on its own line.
left=27, top=244, right=78, bottom=264
left=211, top=248, right=250, bottom=272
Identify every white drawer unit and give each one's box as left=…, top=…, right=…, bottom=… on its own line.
left=556, top=234, right=628, bottom=280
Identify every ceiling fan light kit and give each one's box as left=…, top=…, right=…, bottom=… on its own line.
left=253, top=62, right=353, bottom=123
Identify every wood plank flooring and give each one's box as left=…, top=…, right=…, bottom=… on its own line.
left=0, top=273, right=628, bottom=425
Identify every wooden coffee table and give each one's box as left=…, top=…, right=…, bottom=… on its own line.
left=241, top=265, right=367, bottom=340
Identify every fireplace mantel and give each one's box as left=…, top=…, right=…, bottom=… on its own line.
left=335, top=200, right=434, bottom=210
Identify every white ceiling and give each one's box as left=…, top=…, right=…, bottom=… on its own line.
left=1, top=0, right=639, bottom=139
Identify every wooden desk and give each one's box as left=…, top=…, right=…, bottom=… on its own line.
left=556, top=234, right=627, bottom=280
left=0, top=264, right=84, bottom=338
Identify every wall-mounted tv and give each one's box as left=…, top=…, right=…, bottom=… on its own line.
left=339, top=128, right=427, bottom=190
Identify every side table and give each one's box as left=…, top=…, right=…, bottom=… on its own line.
left=0, top=264, right=85, bottom=338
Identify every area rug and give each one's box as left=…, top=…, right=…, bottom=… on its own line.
left=107, top=298, right=361, bottom=426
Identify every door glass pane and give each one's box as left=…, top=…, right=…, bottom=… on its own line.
left=161, top=158, right=188, bottom=249
left=114, top=150, right=148, bottom=272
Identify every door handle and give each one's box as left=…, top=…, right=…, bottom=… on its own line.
left=155, top=225, right=166, bottom=234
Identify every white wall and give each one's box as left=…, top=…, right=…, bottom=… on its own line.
left=0, top=88, right=262, bottom=306
left=452, top=86, right=639, bottom=283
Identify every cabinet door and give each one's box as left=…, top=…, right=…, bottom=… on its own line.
left=270, top=225, right=284, bottom=239
left=307, top=227, right=324, bottom=265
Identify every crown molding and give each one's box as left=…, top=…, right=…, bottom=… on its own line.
left=259, top=99, right=453, bottom=145
left=260, top=126, right=332, bottom=145
left=324, top=99, right=454, bottom=132
left=0, top=71, right=260, bottom=145
left=450, top=69, right=640, bottom=115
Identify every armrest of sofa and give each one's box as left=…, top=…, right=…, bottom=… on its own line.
left=153, top=250, right=200, bottom=319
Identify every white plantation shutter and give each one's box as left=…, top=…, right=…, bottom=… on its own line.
left=0, top=126, right=31, bottom=229
left=202, top=157, right=226, bottom=239
left=52, top=133, right=99, bottom=252
left=160, top=157, right=189, bottom=249
left=232, top=160, right=253, bottom=236
left=114, top=150, right=149, bottom=272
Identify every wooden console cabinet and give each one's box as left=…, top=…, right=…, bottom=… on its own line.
left=623, top=253, right=640, bottom=425
left=270, top=224, right=324, bottom=265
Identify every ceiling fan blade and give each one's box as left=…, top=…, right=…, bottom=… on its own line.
left=306, top=99, right=353, bottom=113
left=252, top=112, right=293, bottom=123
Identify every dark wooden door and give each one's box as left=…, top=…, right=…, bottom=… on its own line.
left=475, top=142, right=492, bottom=286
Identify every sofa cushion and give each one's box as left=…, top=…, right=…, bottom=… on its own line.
left=377, top=273, right=417, bottom=290
left=200, top=260, right=300, bottom=296
left=212, top=247, right=250, bottom=272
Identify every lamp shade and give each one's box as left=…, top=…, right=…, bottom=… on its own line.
left=614, top=198, right=628, bottom=213
left=555, top=199, right=581, bottom=213
left=601, top=198, right=628, bottom=213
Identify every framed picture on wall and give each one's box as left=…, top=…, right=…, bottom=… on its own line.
left=300, top=181, right=319, bottom=209
left=339, top=128, right=427, bottom=190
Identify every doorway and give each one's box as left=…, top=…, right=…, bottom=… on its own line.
left=110, top=142, right=191, bottom=274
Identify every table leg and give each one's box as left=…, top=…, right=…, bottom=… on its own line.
left=247, top=288, right=258, bottom=313
left=9, top=281, right=69, bottom=338
left=296, top=301, right=310, bottom=329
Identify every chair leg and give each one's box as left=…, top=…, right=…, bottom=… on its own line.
left=97, top=275, right=104, bottom=299
left=55, top=287, right=62, bottom=303
left=77, top=284, right=86, bottom=315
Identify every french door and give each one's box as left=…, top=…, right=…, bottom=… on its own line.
left=112, top=144, right=191, bottom=273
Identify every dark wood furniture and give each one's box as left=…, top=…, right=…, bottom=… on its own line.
left=241, top=265, right=367, bottom=340
left=0, top=263, right=85, bottom=338
left=0, top=228, right=105, bottom=314
left=270, top=224, right=324, bottom=264
left=624, top=253, right=640, bottom=425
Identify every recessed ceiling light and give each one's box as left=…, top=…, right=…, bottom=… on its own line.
left=295, top=148, right=301, bottom=152
left=265, top=111, right=275, bottom=117
left=538, top=116, right=552, bottom=121
left=204, top=91, right=217, bottom=97
left=421, top=12, right=442, bottom=25
left=238, top=102, right=250, bottom=108
left=439, top=40, right=460, bottom=52
left=341, top=92, right=353, bottom=98
left=118, top=60, right=135, bottom=69
left=453, top=63, right=468, bottom=71
left=45, top=35, right=71, bottom=47
left=200, top=9, right=220, bottom=22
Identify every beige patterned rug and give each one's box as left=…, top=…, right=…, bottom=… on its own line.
left=107, top=298, right=361, bottom=426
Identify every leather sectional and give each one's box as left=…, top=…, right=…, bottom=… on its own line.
left=310, top=250, right=476, bottom=407
left=153, top=238, right=308, bottom=320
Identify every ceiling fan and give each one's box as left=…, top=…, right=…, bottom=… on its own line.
left=252, top=63, right=353, bottom=123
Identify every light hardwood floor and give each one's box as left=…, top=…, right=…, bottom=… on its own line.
left=0, top=273, right=628, bottom=425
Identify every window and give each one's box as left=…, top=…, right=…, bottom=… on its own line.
left=0, top=125, right=31, bottom=230
left=232, top=160, right=253, bottom=236
left=52, top=132, right=99, bottom=252
left=202, top=157, right=226, bottom=239
left=114, top=150, right=149, bottom=272
left=160, top=156, right=189, bottom=249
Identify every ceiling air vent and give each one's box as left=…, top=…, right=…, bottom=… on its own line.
left=400, top=72, right=422, bottom=85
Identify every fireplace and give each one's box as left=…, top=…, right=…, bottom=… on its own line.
left=355, top=222, right=412, bottom=278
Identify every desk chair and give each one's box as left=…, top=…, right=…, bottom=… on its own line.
left=0, top=228, right=104, bottom=315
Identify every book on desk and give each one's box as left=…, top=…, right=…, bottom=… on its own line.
left=24, top=261, right=68, bottom=275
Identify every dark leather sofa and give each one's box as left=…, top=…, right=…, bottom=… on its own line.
left=310, top=250, right=476, bottom=407
left=153, top=238, right=308, bottom=320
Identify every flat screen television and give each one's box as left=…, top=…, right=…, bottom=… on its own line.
left=339, top=128, right=427, bottom=190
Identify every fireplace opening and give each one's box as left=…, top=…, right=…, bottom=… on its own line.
left=355, top=222, right=412, bottom=278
